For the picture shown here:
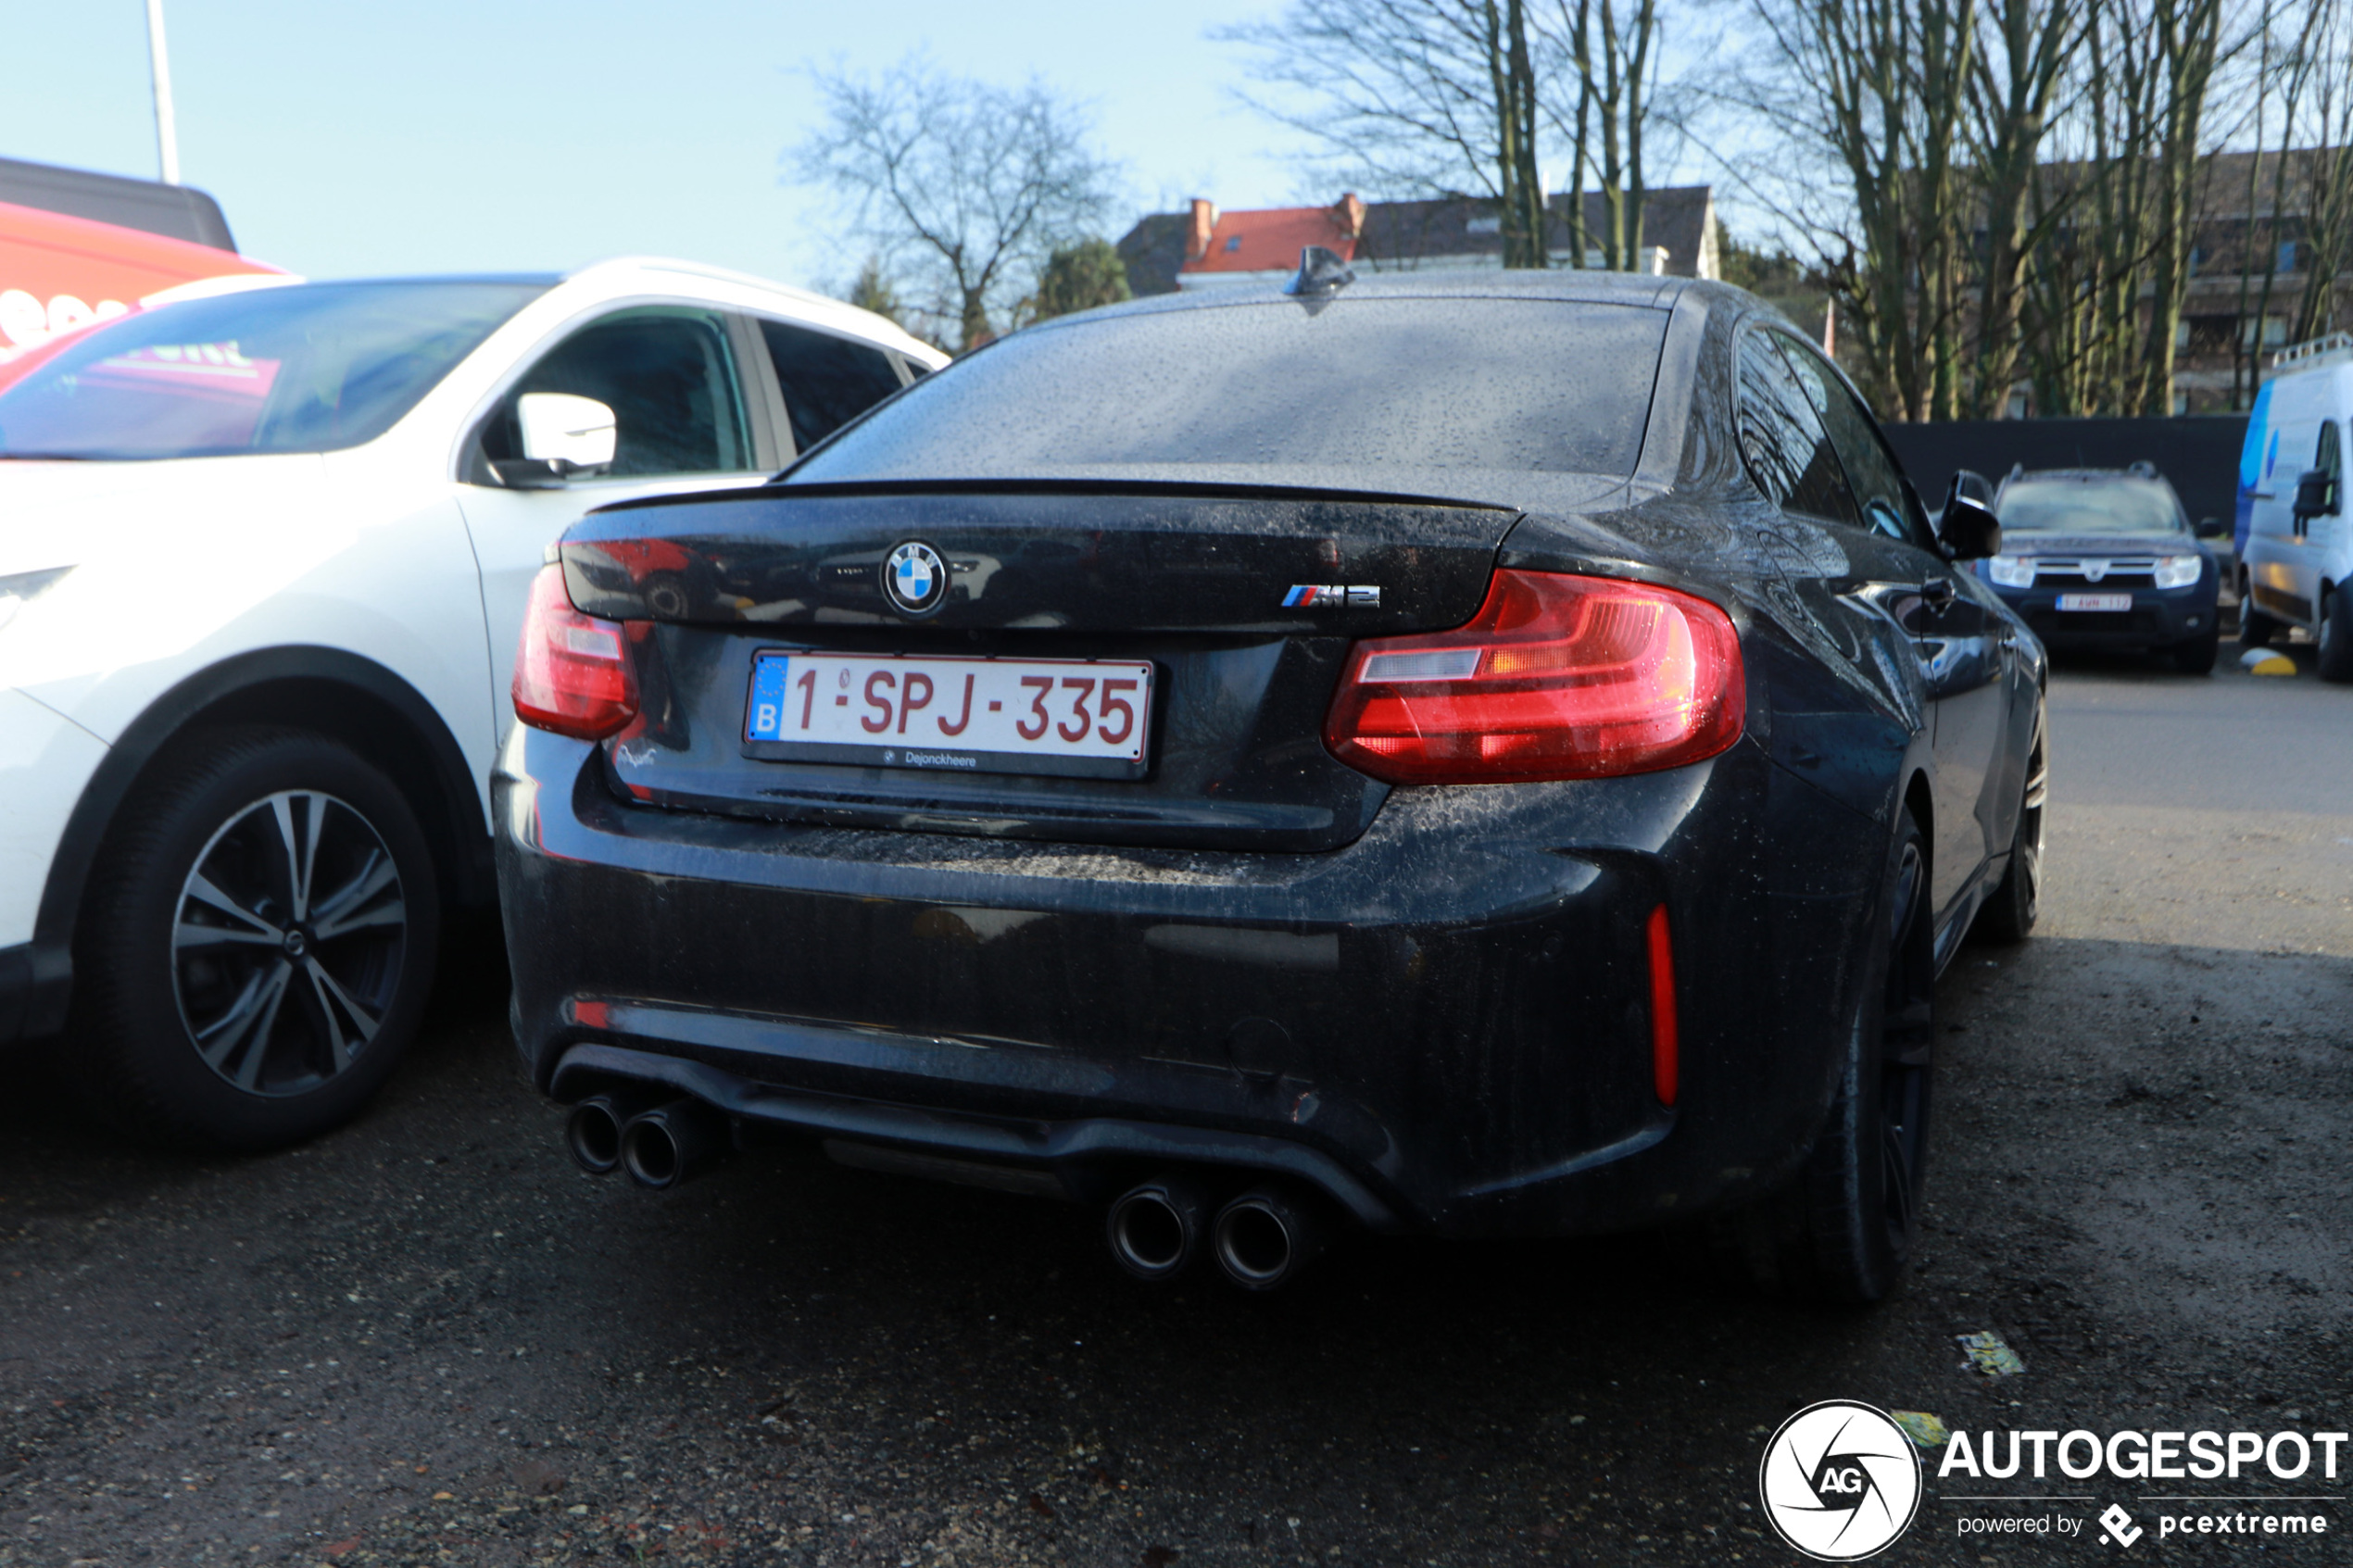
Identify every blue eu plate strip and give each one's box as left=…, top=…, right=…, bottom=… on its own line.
left=746, top=655, right=791, bottom=741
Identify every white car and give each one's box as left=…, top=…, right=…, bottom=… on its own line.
left=0, top=258, right=944, bottom=1148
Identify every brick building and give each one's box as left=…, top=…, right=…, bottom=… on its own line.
left=1116, top=188, right=1721, bottom=295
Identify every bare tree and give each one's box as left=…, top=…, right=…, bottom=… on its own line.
left=1961, top=0, right=2081, bottom=416
left=2286, top=6, right=2353, bottom=344
left=1539, top=0, right=1662, bottom=270
left=1219, top=0, right=1548, bottom=267
left=794, top=59, right=1119, bottom=351
left=2137, top=0, right=2230, bottom=412
left=1725, top=0, right=1979, bottom=420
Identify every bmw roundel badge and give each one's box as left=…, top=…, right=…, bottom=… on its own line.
left=882, top=541, right=950, bottom=617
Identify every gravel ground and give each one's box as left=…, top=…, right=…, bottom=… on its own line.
left=0, top=651, right=2345, bottom=1568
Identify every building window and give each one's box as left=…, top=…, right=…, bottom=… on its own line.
left=2279, top=240, right=2298, bottom=273
left=2242, top=315, right=2288, bottom=348
left=1224, top=235, right=1241, bottom=253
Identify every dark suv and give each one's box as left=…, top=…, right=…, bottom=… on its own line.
left=1979, top=465, right=2226, bottom=672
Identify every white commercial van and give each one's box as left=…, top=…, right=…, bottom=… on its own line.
left=2238, top=332, right=2353, bottom=680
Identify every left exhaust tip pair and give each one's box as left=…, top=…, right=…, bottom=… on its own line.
left=1107, top=1176, right=1328, bottom=1291
left=566, top=1093, right=728, bottom=1189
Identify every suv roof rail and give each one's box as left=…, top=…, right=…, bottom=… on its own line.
left=2272, top=331, right=2353, bottom=371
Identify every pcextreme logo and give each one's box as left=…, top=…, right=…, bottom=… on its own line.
left=1758, top=1400, right=1924, bottom=1560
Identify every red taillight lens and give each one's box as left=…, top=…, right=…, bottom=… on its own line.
left=512, top=564, right=639, bottom=739
left=1323, top=570, right=1744, bottom=783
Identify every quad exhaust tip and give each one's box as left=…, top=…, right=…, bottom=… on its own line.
left=565, top=1093, right=642, bottom=1176
left=620, top=1098, right=730, bottom=1189
left=1106, top=1176, right=1211, bottom=1281
left=1213, top=1186, right=1327, bottom=1291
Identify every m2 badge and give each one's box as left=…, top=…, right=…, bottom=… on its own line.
left=1283, top=584, right=1381, bottom=608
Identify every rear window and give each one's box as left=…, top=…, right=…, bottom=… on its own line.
left=1997, top=478, right=2185, bottom=533
left=789, top=297, right=1667, bottom=481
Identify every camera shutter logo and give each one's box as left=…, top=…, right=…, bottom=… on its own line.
left=1757, top=1400, right=1922, bottom=1561
left=883, top=541, right=949, bottom=617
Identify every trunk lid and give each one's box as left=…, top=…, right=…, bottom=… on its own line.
left=563, top=483, right=1523, bottom=852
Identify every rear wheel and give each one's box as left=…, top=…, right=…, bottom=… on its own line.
left=1682, top=810, right=1934, bottom=1303
left=69, top=726, right=439, bottom=1152
left=2319, top=583, right=2353, bottom=684
left=1974, top=705, right=2046, bottom=943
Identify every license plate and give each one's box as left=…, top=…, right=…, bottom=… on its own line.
left=2056, top=593, right=2132, bottom=612
left=742, top=652, right=1153, bottom=779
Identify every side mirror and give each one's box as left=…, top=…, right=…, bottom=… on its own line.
left=2195, top=516, right=2226, bottom=539
left=493, top=393, right=618, bottom=488
left=2292, top=467, right=2338, bottom=520
left=1938, top=476, right=2003, bottom=561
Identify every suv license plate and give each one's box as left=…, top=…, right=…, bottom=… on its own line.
left=742, top=652, right=1153, bottom=780
left=2057, top=593, right=2131, bottom=611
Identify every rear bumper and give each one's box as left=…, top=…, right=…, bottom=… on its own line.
left=495, top=725, right=1883, bottom=1237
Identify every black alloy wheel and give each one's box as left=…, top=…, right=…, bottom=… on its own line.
left=1872, top=830, right=1935, bottom=1268
left=173, top=788, right=406, bottom=1095
left=1681, top=809, right=1936, bottom=1303
left=1972, top=703, right=2045, bottom=943
left=69, top=727, right=440, bottom=1151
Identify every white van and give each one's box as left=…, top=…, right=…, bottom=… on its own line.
left=2238, top=333, right=2353, bottom=680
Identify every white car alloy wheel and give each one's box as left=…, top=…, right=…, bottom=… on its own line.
left=173, top=789, right=408, bottom=1096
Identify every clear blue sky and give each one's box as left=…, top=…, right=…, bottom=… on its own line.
left=0, top=1, right=1312, bottom=290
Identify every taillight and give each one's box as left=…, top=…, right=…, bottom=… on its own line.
left=1323, top=570, right=1744, bottom=783
left=512, top=564, right=639, bottom=739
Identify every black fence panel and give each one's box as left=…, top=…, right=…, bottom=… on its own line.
left=1880, top=416, right=2248, bottom=527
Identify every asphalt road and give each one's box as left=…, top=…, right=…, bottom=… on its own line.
left=1, top=648, right=2346, bottom=1568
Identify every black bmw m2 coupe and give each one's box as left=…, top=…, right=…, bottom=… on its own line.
left=493, top=268, right=2045, bottom=1303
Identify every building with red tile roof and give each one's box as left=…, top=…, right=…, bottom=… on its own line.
left=1120, top=188, right=1718, bottom=296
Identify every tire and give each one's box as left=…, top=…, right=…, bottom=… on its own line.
left=68, top=725, right=440, bottom=1152
left=2319, top=583, right=2353, bottom=684
left=1972, top=702, right=2045, bottom=943
left=2170, top=630, right=2220, bottom=675
left=2238, top=596, right=2278, bottom=647
left=1680, top=810, right=1935, bottom=1304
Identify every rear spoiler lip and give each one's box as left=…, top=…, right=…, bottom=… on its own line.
left=580, top=474, right=1529, bottom=523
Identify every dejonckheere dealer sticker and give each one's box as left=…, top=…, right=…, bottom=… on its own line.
left=1759, top=1399, right=1925, bottom=1560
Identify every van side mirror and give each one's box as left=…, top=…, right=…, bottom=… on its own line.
left=2195, top=516, right=2226, bottom=539
left=493, top=393, right=618, bottom=488
left=1938, top=477, right=2003, bottom=561
left=2292, top=467, right=2339, bottom=520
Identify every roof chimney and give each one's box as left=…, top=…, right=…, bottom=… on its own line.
left=1333, top=192, right=1365, bottom=241
left=1188, top=198, right=1218, bottom=262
